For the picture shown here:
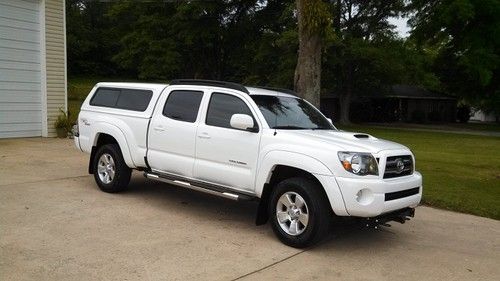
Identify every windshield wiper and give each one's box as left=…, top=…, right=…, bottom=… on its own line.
left=273, top=125, right=309, bottom=130
left=312, top=126, right=334, bottom=130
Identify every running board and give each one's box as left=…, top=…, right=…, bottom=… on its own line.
left=144, top=172, right=255, bottom=201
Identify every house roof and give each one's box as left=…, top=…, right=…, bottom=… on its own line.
left=382, top=85, right=456, bottom=100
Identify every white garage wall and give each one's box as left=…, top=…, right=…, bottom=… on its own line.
left=0, top=0, right=42, bottom=138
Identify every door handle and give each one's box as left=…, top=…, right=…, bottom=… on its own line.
left=153, top=126, right=165, bottom=132
left=198, top=132, right=211, bottom=139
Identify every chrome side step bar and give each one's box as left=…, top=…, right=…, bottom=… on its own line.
left=144, top=172, right=255, bottom=201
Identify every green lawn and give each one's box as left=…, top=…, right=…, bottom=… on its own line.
left=68, top=77, right=100, bottom=121
left=338, top=125, right=500, bottom=220
left=448, top=122, right=500, bottom=132
left=365, top=122, right=500, bottom=133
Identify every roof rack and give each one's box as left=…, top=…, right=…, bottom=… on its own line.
left=170, top=79, right=249, bottom=94
left=255, top=86, right=297, bottom=96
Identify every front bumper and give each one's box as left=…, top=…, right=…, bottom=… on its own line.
left=335, top=172, right=422, bottom=217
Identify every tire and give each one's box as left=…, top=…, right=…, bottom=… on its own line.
left=269, top=177, right=332, bottom=248
left=93, top=144, right=131, bottom=193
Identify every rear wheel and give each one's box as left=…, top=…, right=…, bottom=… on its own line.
left=269, top=177, right=332, bottom=248
left=93, top=144, right=131, bottom=193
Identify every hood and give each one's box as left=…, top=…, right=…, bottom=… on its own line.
left=282, top=130, right=408, bottom=153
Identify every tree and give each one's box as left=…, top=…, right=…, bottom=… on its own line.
left=325, top=0, right=408, bottom=124
left=65, top=0, right=438, bottom=124
left=294, top=0, right=331, bottom=108
left=242, top=0, right=298, bottom=88
left=107, top=2, right=181, bottom=80
left=410, top=0, right=500, bottom=118
left=66, top=0, right=119, bottom=76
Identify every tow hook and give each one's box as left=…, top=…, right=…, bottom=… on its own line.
left=365, top=208, right=415, bottom=229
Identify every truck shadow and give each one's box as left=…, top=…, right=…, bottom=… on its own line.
left=123, top=172, right=403, bottom=250
left=125, top=172, right=259, bottom=223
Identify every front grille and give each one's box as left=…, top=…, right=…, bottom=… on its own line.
left=384, top=155, right=413, bottom=179
left=385, top=187, right=420, bottom=201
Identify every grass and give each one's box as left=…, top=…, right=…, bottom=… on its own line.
left=448, top=122, right=500, bottom=132
left=368, top=122, right=500, bottom=133
left=338, top=125, right=500, bottom=220
left=68, top=76, right=500, bottom=220
left=68, top=77, right=100, bottom=121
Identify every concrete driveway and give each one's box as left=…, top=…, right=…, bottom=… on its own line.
left=1, top=138, right=499, bottom=281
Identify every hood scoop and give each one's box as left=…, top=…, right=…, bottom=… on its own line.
left=354, top=134, right=370, bottom=139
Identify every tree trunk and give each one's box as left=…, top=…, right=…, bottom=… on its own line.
left=339, top=89, right=351, bottom=125
left=339, top=61, right=353, bottom=125
left=294, top=0, right=322, bottom=108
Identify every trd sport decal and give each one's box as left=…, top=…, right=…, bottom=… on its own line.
left=229, top=159, right=247, bottom=165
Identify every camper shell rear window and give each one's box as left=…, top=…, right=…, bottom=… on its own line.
left=90, top=87, right=153, bottom=112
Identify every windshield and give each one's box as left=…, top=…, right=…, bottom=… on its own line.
left=250, top=95, right=336, bottom=130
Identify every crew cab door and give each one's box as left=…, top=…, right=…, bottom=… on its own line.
left=147, top=89, right=204, bottom=177
left=194, top=92, right=261, bottom=192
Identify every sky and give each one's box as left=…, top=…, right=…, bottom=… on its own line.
left=389, top=17, right=411, bottom=37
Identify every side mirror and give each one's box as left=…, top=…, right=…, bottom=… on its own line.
left=327, top=118, right=333, bottom=124
left=230, top=114, right=256, bottom=132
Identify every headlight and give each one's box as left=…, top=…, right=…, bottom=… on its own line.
left=337, top=152, right=378, bottom=176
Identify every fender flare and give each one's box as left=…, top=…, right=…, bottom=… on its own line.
left=89, top=122, right=135, bottom=168
left=254, top=150, right=333, bottom=197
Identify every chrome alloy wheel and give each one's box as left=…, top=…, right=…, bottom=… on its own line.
left=97, top=153, right=115, bottom=184
left=276, top=192, right=309, bottom=236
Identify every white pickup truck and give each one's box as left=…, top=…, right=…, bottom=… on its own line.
left=73, top=79, right=422, bottom=248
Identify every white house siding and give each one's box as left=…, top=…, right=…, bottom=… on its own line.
left=471, top=109, right=497, bottom=122
left=44, top=0, right=66, bottom=137
left=0, top=0, right=42, bottom=138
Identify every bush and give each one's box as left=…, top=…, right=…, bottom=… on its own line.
left=427, top=111, right=442, bottom=122
left=54, top=109, right=72, bottom=138
left=457, top=105, right=471, bottom=123
left=411, top=110, right=426, bottom=123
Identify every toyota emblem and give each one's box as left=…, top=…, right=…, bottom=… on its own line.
left=396, top=159, right=405, bottom=173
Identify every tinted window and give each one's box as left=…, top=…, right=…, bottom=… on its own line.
left=163, top=90, right=203, bottom=123
left=206, top=93, right=253, bottom=129
left=90, top=88, right=120, bottom=107
left=90, top=88, right=153, bottom=112
left=250, top=95, right=335, bottom=130
left=116, top=89, right=152, bottom=111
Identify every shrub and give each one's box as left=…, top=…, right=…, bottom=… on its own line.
left=54, top=109, right=72, bottom=138
left=457, top=105, right=471, bottom=123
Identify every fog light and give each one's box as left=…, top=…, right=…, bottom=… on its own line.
left=355, top=188, right=374, bottom=205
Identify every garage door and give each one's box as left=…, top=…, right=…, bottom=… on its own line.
left=0, top=0, right=42, bottom=138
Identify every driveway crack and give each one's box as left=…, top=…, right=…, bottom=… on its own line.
left=231, top=250, right=307, bottom=281
left=0, top=175, right=91, bottom=187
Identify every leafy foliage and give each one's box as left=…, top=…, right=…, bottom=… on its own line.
left=66, top=0, right=120, bottom=75
left=66, top=0, right=470, bottom=122
left=322, top=0, right=433, bottom=123
left=300, top=0, right=332, bottom=36
left=410, top=0, right=500, bottom=116
left=67, top=0, right=300, bottom=85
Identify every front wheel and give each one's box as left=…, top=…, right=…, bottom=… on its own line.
left=93, top=144, right=131, bottom=193
left=269, top=177, right=332, bottom=248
